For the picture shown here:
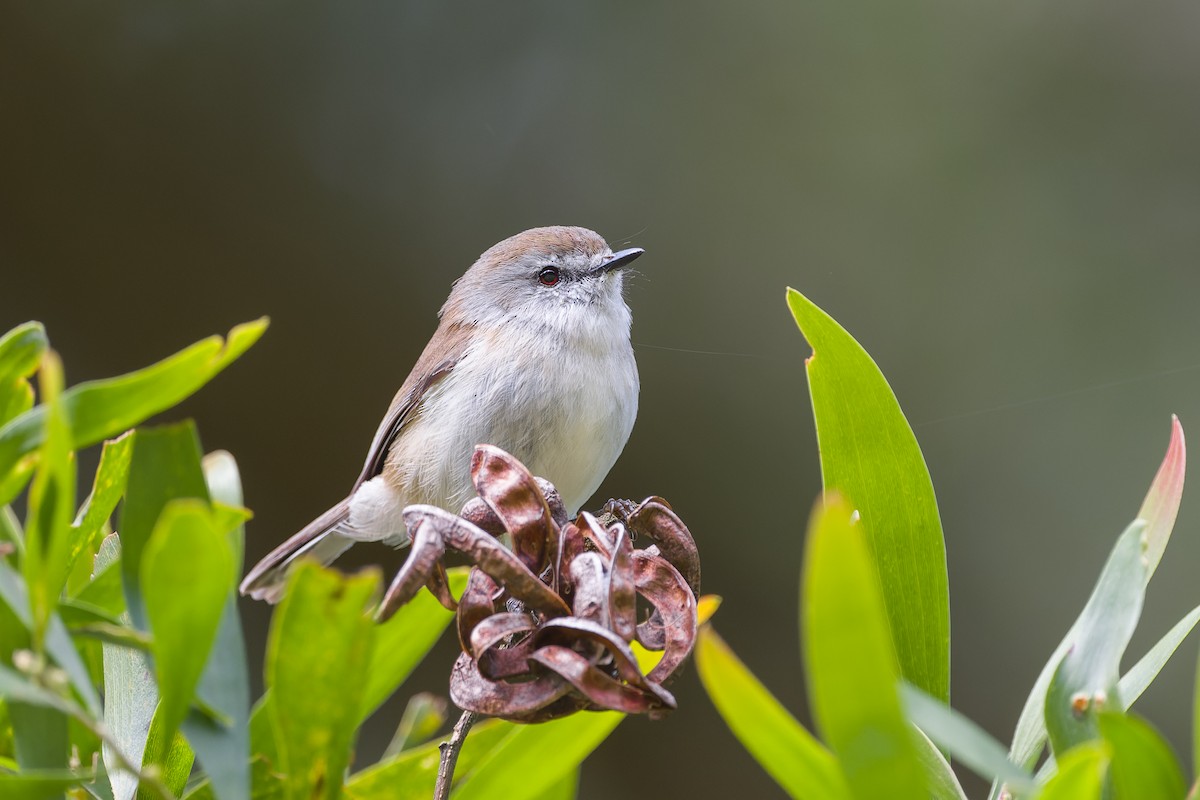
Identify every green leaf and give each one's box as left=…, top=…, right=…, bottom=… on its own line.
left=96, top=535, right=158, bottom=800
left=8, top=702, right=68, bottom=771
left=382, top=693, right=448, bottom=758
left=141, top=500, right=235, bottom=750
left=1119, top=604, right=1200, bottom=711
left=22, top=351, right=75, bottom=651
left=1035, top=742, right=1107, bottom=800
left=266, top=562, right=379, bottom=800
left=1044, top=522, right=1146, bottom=756
left=343, top=718, right=512, bottom=800
left=911, top=725, right=968, bottom=800
left=1004, top=419, right=1185, bottom=785
left=359, top=567, right=467, bottom=724
left=787, top=288, right=949, bottom=703
left=801, top=495, right=926, bottom=799
left=695, top=625, right=850, bottom=799
left=0, top=323, right=45, bottom=433
left=0, top=768, right=93, bottom=800
left=451, top=712, right=624, bottom=800
left=69, top=433, right=134, bottom=585
left=139, top=701, right=195, bottom=800
left=1098, top=712, right=1186, bottom=800
left=529, top=769, right=577, bottom=800
left=0, top=560, right=102, bottom=715
left=900, top=682, right=1034, bottom=793
left=118, top=422, right=210, bottom=629
left=179, top=451, right=252, bottom=800
left=0, top=319, right=267, bottom=485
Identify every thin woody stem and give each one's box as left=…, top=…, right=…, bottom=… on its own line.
left=433, top=709, right=477, bottom=800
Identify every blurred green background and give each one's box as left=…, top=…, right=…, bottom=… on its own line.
left=3, top=2, right=1199, bottom=796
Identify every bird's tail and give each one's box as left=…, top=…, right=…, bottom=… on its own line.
left=239, top=499, right=355, bottom=603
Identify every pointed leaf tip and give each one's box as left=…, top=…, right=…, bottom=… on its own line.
left=1139, top=416, right=1185, bottom=582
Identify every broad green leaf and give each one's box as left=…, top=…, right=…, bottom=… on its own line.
left=118, top=422, right=210, bottom=629
left=1044, top=522, right=1146, bottom=756
left=343, top=718, right=512, bottom=800
left=142, top=501, right=235, bottom=750
left=801, top=495, right=926, bottom=799
left=788, top=288, right=949, bottom=703
left=695, top=625, right=850, bottom=799
left=0, top=319, right=267, bottom=484
left=266, top=563, right=379, bottom=800
left=1035, top=742, right=1107, bottom=800
left=179, top=451, right=252, bottom=800
left=0, top=768, right=92, bottom=800
left=452, top=712, right=624, bottom=800
left=529, top=769, right=577, bottom=800
left=900, top=682, right=1034, bottom=793
left=911, top=725, right=968, bottom=800
left=1003, top=420, right=1185, bottom=789
left=359, top=567, right=467, bottom=723
left=1098, top=712, right=1186, bottom=799
left=1119, top=603, right=1200, bottom=710
left=22, top=351, right=75, bottom=651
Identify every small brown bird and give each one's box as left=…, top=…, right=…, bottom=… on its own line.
left=240, top=226, right=644, bottom=601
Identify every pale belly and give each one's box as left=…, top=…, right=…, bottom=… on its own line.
left=347, top=335, right=638, bottom=543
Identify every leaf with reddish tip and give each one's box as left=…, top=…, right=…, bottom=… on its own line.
left=1139, top=415, right=1186, bottom=581
left=627, top=499, right=700, bottom=596
left=470, top=445, right=556, bottom=574
left=633, top=552, right=697, bottom=683
left=530, top=645, right=675, bottom=715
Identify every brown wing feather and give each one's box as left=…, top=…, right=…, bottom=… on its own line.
left=352, top=320, right=475, bottom=490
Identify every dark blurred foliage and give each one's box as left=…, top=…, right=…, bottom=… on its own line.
left=3, top=2, right=1200, bottom=797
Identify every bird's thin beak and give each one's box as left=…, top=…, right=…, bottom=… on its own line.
left=600, top=247, right=645, bottom=274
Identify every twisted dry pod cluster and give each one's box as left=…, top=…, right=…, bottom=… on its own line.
left=377, top=445, right=700, bottom=723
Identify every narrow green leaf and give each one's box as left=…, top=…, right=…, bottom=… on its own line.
left=118, top=422, right=209, bottom=628
left=900, top=682, right=1034, bottom=793
left=266, top=562, right=379, bottom=800
left=142, top=501, right=234, bottom=749
left=8, top=701, right=68, bottom=771
left=23, top=352, right=75, bottom=651
left=911, top=725, right=968, bottom=800
left=343, top=719, right=512, bottom=800
left=383, top=693, right=448, bottom=758
left=0, top=768, right=93, bottom=800
left=1004, top=420, right=1185, bottom=787
left=359, top=567, right=467, bottom=724
left=1119, top=604, right=1200, bottom=710
left=801, top=495, right=927, bottom=799
left=1098, top=712, right=1186, bottom=800
left=529, top=769, right=577, bottom=800
left=695, top=625, right=850, bottom=799
left=787, top=288, right=949, bottom=703
left=452, top=712, right=623, bottom=800
left=0, top=319, right=267, bottom=483
left=1044, top=522, right=1146, bottom=756
left=69, top=433, right=134, bottom=584
left=1035, top=742, right=1107, bottom=800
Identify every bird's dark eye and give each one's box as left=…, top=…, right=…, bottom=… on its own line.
left=537, top=267, right=560, bottom=286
